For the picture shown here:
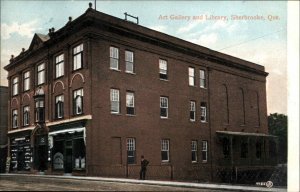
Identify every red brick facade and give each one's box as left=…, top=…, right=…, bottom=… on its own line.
left=4, top=5, right=276, bottom=182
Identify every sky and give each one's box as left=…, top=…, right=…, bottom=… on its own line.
left=0, top=0, right=287, bottom=115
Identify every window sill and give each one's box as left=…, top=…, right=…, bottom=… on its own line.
left=200, top=86, right=207, bottom=89
left=110, top=68, right=121, bottom=72
left=125, top=71, right=136, bottom=75
left=23, top=90, right=30, bottom=93
left=160, top=78, right=169, bottom=81
left=54, top=117, right=64, bottom=121
left=160, top=117, right=169, bottom=119
left=111, top=113, right=122, bottom=116
left=72, top=113, right=84, bottom=117
left=161, top=161, right=170, bottom=164
left=192, top=161, right=198, bottom=164
left=240, top=124, right=246, bottom=127
left=201, top=121, right=208, bottom=123
left=188, top=85, right=197, bottom=87
left=54, top=76, right=64, bottom=81
left=72, top=68, right=83, bottom=73
left=190, top=120, right=196, bottom=122
left=126, top=114, right=136, bottom=117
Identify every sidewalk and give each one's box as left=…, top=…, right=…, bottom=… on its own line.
left=0, top=173, right=287, bottom=192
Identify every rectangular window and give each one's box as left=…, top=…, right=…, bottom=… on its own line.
left=126, top=92, right=135, bottom=115
left=73, top=89, right=83, bottom=115
left=73, top=44, right=83, bottom=71
left=160, top=96, right=168, bottom=118
left=125, top=51, right=134, bottom=73
left=55, top=54, right=64, bottom=78
left=35, top=100, right=45, bottom=122
left=12, top=77, right=19, bottom=96
left=159, top=59, right=168, bottom=80
left=189, top=67, right=195, bottom=86
left=161, top=139, right=170, bottom=162
left=23, top=106, right=30, bottom=126
left=202, top=140, right=208, bottom=162
left=55, top=95, right=64, bottom=119
left=190, top=101, right=196, bottom=121
left=127, top=138, right=136, bottom=164
left=12, top=109, right=18, bottom=128
left=23, top=71, right=30, bottom=91
left=110, top=89, right=120, bottom=114
left=200, top=102, right=207, bottom=122
left=110, top=47, right=119, bottom=70
left=191, top=140, right=198, bottom=162
left=200, top=70, right=206, bottom=88
left=37, top=63, right=45, bottom=85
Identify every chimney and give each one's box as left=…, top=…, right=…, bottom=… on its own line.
left=89, top=2, right=92, bottom=9
left=10, top=55, right=14, bottom=63
left=22, top=48, right=25, bottom=53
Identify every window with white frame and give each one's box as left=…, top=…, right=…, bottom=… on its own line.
left=161, top=139, right=170, bottom=162
left=110, top=47, right=119, bottom=70
left=73, top=89, right=83, bottom=115
left=127, top=138, right=136, bottom=164
left=12, top=109, right=18, bottom=128
left=110, top=89, right=120, bottom=114
left=189, top=67, right=195, bottom=86
left=191, top=140, right=198, bottom=162
left=126, top=92, right=135, bottom=115
left=159, top=59, right=168, bottom=80
left=12, top=77, right=19, bottom=96
left=23, top=71, right=30, bottom=91
left=55, top=54, right=64, bottom=78
left=200, top=102, right=207, bottom=122
left=125, top=51, right=134, bottom=73
left=160, top=96, right=168, bottom=118
left=200, top=70, right=206, bottom=88
left=37, top=63, right=45, bottom=85
left=55, top=95, right=64, bottom=119
left=23, top=106, right=30, bottom=126
left=190, top=101, right=196, bottom=121
left=73, top=44, right=83, bottom=71
left=202, top=140, right=208, bottom=162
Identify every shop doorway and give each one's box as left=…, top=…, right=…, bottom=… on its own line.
left=65, top=140, right=73, bottom=173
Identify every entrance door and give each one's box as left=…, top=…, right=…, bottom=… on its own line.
left=38, top=145, right=48, bottom=171
left=64, top=140, right=73, bottom=173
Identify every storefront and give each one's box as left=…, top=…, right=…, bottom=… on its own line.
left=10, top=135, right=32, bottom=171
left=48, top=122, right=86, bottom=174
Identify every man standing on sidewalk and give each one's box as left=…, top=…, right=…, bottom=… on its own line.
left=140, top=155, right=149, bottom=180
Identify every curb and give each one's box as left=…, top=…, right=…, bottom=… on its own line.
left=0, top=174, right=287, bottom=192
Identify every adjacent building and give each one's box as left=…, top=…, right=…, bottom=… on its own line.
left=4, top=3, right=277, bottom=182
left=0, top=86, right=8, bottom=173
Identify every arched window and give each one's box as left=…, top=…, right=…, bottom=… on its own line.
left=23, top=106, right=30, bottom=126
left=12, top=109, right=18, bottom=128
left=55, top=95, right=64, bottom=119
left=222, top=85, right=229, bottom=124
left=73, top=89, right=83, bottom=115
left=239, top=88, right=246, bottom=125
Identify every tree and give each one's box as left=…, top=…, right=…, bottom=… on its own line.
left=268, top=113, right=287, bottom=164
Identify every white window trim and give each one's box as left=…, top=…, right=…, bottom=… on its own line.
left=73, top=44, right=83, bottom=71
left=12, top=77, right=19, bottom=96
left=200, top=105, right=207, bottom=123
left=23, top=71, right=30, bottom=91
left=192, top=140, right=198, bottom=163
left=202, top=140, right=208, bottom=163
left=161, top=139, right=170, bottom=162
left=37, top=63, right=45, bottom=85
left=125, top=51, right=134, bottom=73
left=189, top=67, right=195, bottom=86
left=190, top=101, right=196, bottom=122
left=55, top=54, right=64, bottom=78
left=160, top=97, right=168, bottom=118
left=110, top=47, right=119, bottom=70
left=200, top=69, right=206, bottom=88
left=159, top=59, right=168, bottom=80
left=110, top=89, right=120, bottom=114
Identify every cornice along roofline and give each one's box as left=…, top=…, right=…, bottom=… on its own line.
left=4, top=7, right=268, bottom=77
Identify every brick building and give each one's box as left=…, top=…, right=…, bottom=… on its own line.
left=0, top=86, right=8, bottom=173
left=4, top=3, right=277, bottom=182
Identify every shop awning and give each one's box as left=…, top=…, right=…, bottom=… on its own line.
left=49, top=127, right=85, bottom=136
left=216, top=131, right=277, bottom=137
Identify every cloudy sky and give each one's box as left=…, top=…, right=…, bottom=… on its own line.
left=0, top=0, right=287, bottom=114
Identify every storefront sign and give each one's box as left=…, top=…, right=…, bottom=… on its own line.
left=53, top=152, right=64, bottom=169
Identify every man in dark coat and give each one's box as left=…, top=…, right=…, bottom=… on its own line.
left=139, top=155, right=149, bottom=180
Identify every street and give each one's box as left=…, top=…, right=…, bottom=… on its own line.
left=0, top=175, right=233, bottom=191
